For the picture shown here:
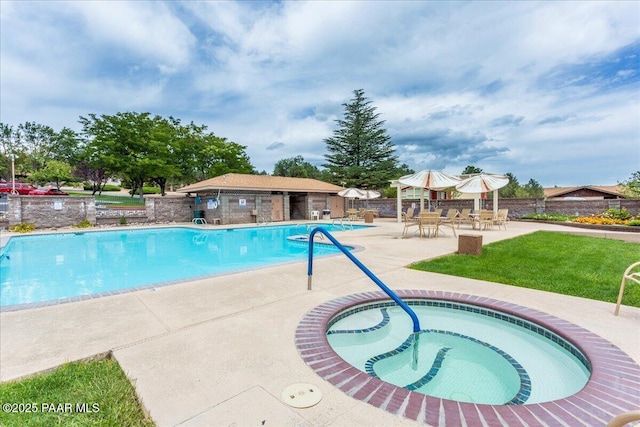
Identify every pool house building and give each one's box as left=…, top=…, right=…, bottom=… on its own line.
left=177, top=174, right=346, bottom=225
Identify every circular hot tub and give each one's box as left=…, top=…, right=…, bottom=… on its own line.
left=326, top=299, right=590, bottom=405
left=295, top=291, right=640, bottom=425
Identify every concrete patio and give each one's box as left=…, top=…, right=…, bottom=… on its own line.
left=1, top=219, right=639, bottom=426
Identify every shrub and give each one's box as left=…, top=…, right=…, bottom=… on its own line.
left=628, top=220, right=640, bottom=227
left=83, top=184, right=122, bottom=192
left=119, top=216, right=127, bottom=225
left=73, top=219, right=93, bottom=228
left=129, top=186, right=161, bottom=195
left=570, top=207, right=638, bottom=226
left=520, top=213, right=575, bottom=222
left=603, top=207, right=633, bottom=221
left=9, top=222, right=36, bottom=233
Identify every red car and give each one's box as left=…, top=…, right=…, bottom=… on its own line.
left=0, top=182, right=37, bottom=195
left=28, top=188, right=69, bottom=196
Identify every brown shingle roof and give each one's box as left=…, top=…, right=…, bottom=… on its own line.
left=543, top=185, right=625, bottom=198
left=177, top=173, right=344, bottom=193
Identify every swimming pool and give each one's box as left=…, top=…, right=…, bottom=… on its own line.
left=0, top=224, right=365, bottom=309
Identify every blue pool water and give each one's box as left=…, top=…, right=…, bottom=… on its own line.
left=327, top=301, right=590, bottom=404
left=0, top=224, right=363, bottom=307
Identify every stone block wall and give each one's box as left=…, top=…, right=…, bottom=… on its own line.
left=7, top=196, right=96, bottom=228
left=147, top=196, right=193, bottom=223
left=308, top=193, right=333, bottom=219
left=355, top=197, right=640, bottom=219
left=2, top=193, right=638, bottom=229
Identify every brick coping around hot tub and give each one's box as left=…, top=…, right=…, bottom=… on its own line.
left=294, top=290, right=640, bottom=426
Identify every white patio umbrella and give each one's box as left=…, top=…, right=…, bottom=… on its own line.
left=338, top=188, right=366, bottom=198
left=398, top=170, right=461, bottom=190
left=357, top=190, right=380, bottom=200
left=455, top=173, right=509, bottom=214
left=357, top=189, right=381, bottom=208
left=398, top=170, right=461, bottom=211
left=338, top=188, right=366, bottom=209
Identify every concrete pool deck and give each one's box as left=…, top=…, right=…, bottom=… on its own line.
left=1, top=219, right=639, bottom=426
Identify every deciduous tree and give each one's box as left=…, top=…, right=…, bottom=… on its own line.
left=30, top=160, right=73, bottom=189
left=619, top=171, right=640, bottom=197
left=273, top=156, right=320, bottom=178
left=79, top=112, right=178, bottom=200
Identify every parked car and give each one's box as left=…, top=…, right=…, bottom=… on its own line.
left=28, top=188, right=69, bottom=196
left=0, top=182, right=37, bottom=195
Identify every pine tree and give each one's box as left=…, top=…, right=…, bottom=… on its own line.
left=323, top=89, right=399, bottom=190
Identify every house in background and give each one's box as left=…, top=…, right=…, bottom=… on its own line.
left=544, top=185, right=626, bottom=200
left=177, top=174, right=345, bottom=224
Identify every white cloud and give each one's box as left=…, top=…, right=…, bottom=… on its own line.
left=71, top=2, right=196, bottom=73
left=1, top=0, right=638, bottom=187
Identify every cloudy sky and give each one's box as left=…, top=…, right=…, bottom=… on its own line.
left=1, top=1, right=638, bottom=187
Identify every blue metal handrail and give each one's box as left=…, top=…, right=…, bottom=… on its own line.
left=307, top=227, right=421, bottom=333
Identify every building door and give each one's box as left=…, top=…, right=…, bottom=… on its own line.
left=271, top=195, right=284, bottom=221
left=289, top=195, right=306, bottom=220
left=330, top=196, right=344, bottom=218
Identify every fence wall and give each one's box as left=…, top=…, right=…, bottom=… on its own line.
left=352, top=197, right=640, bottom=219
left=3, top=196, right=97, bottom=228
left=1, top=194, right=639, bottom=229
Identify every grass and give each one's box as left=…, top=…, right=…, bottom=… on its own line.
left=410, top=231, right=640, bottom=307
left=68, top=192, right=146, bottom=207
left=0, top=356, right=154, bottom=427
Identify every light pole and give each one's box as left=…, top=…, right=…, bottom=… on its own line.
left=11, top=154, right=17, bottom=194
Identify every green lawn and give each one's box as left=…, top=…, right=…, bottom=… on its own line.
left=68, top=192, right=146, bottom=207
left=0, top=357, right=154, bottom=427
left=410, top=231, right=640, bottom=307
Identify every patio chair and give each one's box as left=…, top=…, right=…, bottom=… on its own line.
left=402, top=208, right=419, bottom=237
left=418, top=212, right=440, bottom=238
left=614, top=261, right=640, bottom=315
left=458, top=208, right=473, bottom=228
left=493, top=209, right=509, bottom=230
left=346, top=209, right=358, bottom=221
left=607, top=410, right=640, bottom=427
left=478, top=210, right=494, bottom=230
left=439, top=209, right=458, bottom=237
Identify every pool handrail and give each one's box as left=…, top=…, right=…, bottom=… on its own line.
left=331, top=217, right=354, bottom=230
left=307, top=226, right=421, bottom=333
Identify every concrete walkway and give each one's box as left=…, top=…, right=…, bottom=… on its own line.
left=1, top=220, right=639, bottom=426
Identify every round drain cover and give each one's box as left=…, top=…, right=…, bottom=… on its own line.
left=281, top=383, right=322, bottom=408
